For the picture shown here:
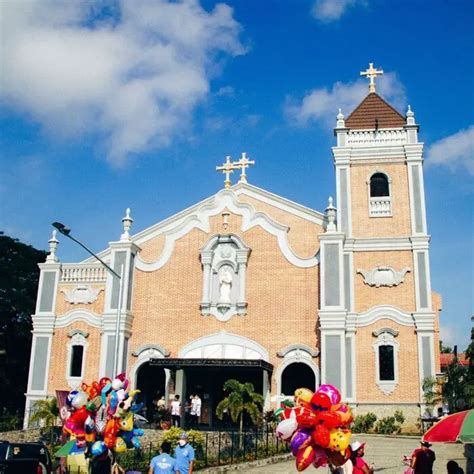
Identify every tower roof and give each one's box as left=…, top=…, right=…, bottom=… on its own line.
left=345, top=92, right=405, bottom=129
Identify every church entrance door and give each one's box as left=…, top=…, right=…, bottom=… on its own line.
left=185, top=366, right=263, bottom=430
left=281, top=362, right=315, bottom=396
left=136, top=362, right=166, bottom=423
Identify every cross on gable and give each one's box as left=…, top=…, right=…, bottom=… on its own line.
left=360, top=63, right=384, bottom=93
left=216, top=155, right=237, bottom=189
left=233, top=152, right=255, bottom=184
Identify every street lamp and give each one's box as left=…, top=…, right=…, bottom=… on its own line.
left=52, top=222, right=125, bottom=377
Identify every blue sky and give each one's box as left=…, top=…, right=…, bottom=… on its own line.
left=1, top=0, right=472, bottom=349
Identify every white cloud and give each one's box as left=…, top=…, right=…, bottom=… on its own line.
left=440, top=325, right=458, bottom=348
left=426, top=126, right=474, bottom=175
left=311, top=0, right=363, bottom=22
left=216, top=85, right=235, bottom=97
left=0, top=0, right=245, bottom=164
left=286, top=72, right=406, bottom=128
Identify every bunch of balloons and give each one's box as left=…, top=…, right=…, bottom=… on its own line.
left=63, top=373, right=144, bottom=457
left=275, top=384, right=353, bottom=472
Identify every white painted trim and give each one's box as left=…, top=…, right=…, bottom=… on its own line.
left=372, top=331, right=400, bottom=395
left=130, top=347, right=165, bottom=390
left=320, top=237, right=345, bottom=311
left=413, top=250, right=432, bottom=311
left=344, top=237, right=413, bottom=252
left=135, top=189, right=319, bottom=271
left=54, top=309, right=102, bottom=329
left=356, top=305, right=415, bottom=327
left=234, top=184, right=325, bottom=225
left=347, top=333, right=356, bottom=403
left=275, top=352, right=320, bottom=396
left=179, top=331, right=269, bottom=361
left=65, top=333, right=88, bottom=389
left=83, top=184, right=324, bottom=265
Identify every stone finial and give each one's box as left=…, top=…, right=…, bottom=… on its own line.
left=46, top=229, right=59, bottom=262
left=121, top=208, right=133, bottom=241
left=336, top=109, right=345, bottom=128
left=406, top=105, right=416, bottom=125
left=325, top=196, right=337, bottom=232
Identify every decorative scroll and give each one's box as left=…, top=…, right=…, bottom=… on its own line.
left=61, top=285, right=103, bottom=304
left=357, top=266, right=410, bottom=288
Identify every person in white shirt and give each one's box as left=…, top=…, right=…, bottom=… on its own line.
left=170, top=395, right=181, bottom=427
left=190, top=394, right=201, bottom=428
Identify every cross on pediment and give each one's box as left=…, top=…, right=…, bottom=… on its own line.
left=216, top=155, right=237, bottom=189
left=360, top=63, right=384, bottom=93
left=233, top=152, right=255, bottom=184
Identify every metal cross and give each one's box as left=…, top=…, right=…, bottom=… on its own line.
left=360, top=63, right=384, bottom=93
left=216, top=155, right=237, bottom=189
left=233, top=152, right=255, bottom=184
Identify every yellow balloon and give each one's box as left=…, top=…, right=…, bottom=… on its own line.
left=114, top=437, right=127, bottom=453
left=328, top=428, right=351, bottom=454
left=294, top=388, right=313, bottom=408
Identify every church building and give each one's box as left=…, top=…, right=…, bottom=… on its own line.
left=24, top=65, right=440, bottom=429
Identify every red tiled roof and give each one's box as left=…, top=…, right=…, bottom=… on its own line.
left=345, top=93, right=405, bottom=129
left=440, top=353, right=469, bottom=367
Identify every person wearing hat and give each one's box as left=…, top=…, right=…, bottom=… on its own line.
left=350, top=441, right=375, bottom=474
left=410, top=440, right=436, bottom=473
left=174, top=432, right=195, bottom=474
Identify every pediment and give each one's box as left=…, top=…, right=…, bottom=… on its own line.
left=85, top=183, right=323, bottom=269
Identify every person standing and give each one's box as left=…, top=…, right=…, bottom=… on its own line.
left=411, top=441, right=436, bottom=474
left=174, top=432, right=195, bottom=474
left=350, top=442, right=374, bottom=474
left=148, top=441, right=175, bottom=474
left=192, top=394, right=201, bottom=429
left=171, top=395, right=181, bottom=428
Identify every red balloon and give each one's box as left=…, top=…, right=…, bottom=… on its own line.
left=310, top=392, right=332, bottom=411
left=330, top=403, right=353, bottom=425
left=311, top=424, right=330, bottom=448
left=316, top=410, right=342, bottom=429
left=294, top=407, right=319, bottom=428
left=295, top=445, right=316, bottom=472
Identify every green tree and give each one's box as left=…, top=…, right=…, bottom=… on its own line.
left=0, top=233, right=47, bottom=414
left=422, top=376, right=442, bottom=416
left=440, top=341, right=453, bottom=353
left=443, top=357, right=468, bottom=412
left=216, top=379, right=264, bottom=434
left=29, top=398, right=59, bottom=426
left=465, top=327, right=474, bottom=408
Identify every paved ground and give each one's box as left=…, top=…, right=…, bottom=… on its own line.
left=245, top=435, right=469, bottom=474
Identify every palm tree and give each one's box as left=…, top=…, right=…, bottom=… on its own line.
left=216, top=379, right=264, bottom=435
left=29, top=397, right=59, bottom=427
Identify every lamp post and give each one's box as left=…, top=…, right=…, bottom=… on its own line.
left=52, top=222, right=124, bottom=377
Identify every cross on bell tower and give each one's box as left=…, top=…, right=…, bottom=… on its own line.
left=360, top=63, right=384, bottom=93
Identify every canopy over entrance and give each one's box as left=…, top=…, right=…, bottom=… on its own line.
left=150, top=357, right=273, bottom=372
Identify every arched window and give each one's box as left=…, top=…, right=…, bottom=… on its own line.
left=372, top=328, right=399, bottom=395
left=370, top=173, right=389, bottom=197
left=368, top=172, right=392, bottom=217
left=66, top=330, right=88, bottom=388
left=281, top=363, right=315, bottom=396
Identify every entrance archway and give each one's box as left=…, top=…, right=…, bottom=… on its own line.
left=281, top=363, right=316, bottom=396
left=136, top=362, right=166, bottom=422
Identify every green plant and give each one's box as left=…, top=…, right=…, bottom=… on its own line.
left=351, top=412, right=377, bottom=433
left=30, top=397, right=59, bottom=426
left=422, top=376, right=442, bottom=416
left=161, top=426, right=204, bottom=455
left=375, top=410, right=405, bottom=434
left=216, top=379, right=264, bottom=434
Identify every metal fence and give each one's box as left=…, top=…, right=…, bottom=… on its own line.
left=51, top=428, right=289, bottom=473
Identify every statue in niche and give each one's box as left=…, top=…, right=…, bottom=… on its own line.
left=218, top=266, right=233, bottom=303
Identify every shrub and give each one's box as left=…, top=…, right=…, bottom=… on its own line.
left=375, top=411, right=405, bottom=434
left=352, top=412, right=377, bottom=433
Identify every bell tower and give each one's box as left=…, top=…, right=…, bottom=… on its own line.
left=319, top=64, right=437, bottom=406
